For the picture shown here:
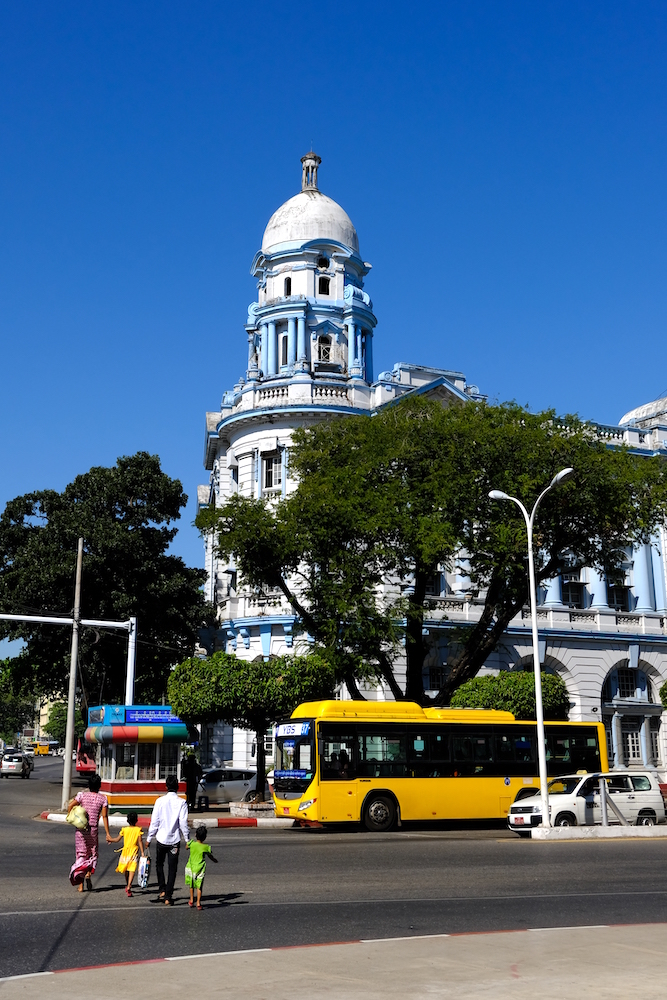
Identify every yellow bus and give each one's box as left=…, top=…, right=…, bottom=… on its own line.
left=272, top=701, right=608, bottom=831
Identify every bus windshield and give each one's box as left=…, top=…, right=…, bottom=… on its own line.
left=274, top=720, right=315, bottom=793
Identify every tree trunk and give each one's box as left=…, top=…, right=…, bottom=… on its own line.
left=254, top=725, right=266, bottom=802
left=404, top=571, right=428, bottom=703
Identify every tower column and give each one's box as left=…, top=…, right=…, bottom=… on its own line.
left=633, top=543, right=654, bottom=613
left=356, top=329, right=363, bottom=372
left=287, top=317, right=297, bottom=366
left=297, top=316, right=307, bottom=362
left=259, top=323, right=268, bottom=376
left=347, top=321, right=356, bottom=368
left=267, top=320, right=277, bottom=375
left=365, top=331, right=374, bottom=383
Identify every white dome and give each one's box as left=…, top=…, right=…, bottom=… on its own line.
left=262, top=189, right=359, bottom=254
left=619, top=396, right=667, bottom=427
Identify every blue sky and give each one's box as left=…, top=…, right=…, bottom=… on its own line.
left=1, top=1, right=666, bottom=582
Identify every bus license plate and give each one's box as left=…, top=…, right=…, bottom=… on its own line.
left=514, top=816, right=524, bottom=824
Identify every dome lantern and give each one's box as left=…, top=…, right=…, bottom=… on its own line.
left=301, top=151, right=321, bottom=191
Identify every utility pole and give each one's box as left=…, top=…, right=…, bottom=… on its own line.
left=61, top=538, right=84, bottom=811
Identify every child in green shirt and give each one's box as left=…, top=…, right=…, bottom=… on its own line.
left=185, top=825, right=218, bottom=909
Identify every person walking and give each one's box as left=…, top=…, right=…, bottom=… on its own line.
left=185, top=825, right=217, bottom=910
left=182, top=753, right=203, bottom=812
left=146, top=774, right=189, bottom=906
left=68, top=773, right=110, bottom=892
left=108, top=811, right=145, bottom=897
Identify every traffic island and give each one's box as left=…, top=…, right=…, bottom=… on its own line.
left=39, top=810, right=295, bottom=829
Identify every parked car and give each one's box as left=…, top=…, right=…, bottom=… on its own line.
left=1, top=753, right=32, bottom=779
left=197, top=768, right=258, bottom=804
left=508, top=771, right=666, bottom=834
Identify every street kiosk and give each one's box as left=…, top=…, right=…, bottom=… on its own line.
left=85, top=704, right=192, bottom=809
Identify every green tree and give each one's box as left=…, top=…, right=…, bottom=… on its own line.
left=199, top=396, right=667, bottom=704
left=450, top=672, right=571, bottom=720
left=43, top=702, right=85, bottom=745
left=0, top=661, right=34, bottom=743
left=168, top=651, right=336, bottom=800
left=0, top=452, right=216, bottom=703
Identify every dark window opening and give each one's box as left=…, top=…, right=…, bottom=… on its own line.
left=281, top=336, right=288, bottom=366
left=284, top=276, right=291, bottom=296
left=318, top=276, right=330, bottom=295
left=317, top=256, right=329, bottom=269
left=607, top=584, right=630, bottom=611
left=561, top=579, right=584, bottom=608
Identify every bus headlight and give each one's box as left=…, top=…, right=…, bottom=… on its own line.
left=298, top=798, right=316, bottom=811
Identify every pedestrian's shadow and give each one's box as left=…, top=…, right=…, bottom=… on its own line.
left=200, top=892, right=246, bottom=908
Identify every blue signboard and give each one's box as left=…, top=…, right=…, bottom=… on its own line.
left=126, top=708, right=181, bottom=725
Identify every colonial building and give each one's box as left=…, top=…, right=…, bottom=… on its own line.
left=199, top=153, right=667, bottom=777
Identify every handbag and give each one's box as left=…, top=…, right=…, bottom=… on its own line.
left=66, top=805, right=90, bottom=831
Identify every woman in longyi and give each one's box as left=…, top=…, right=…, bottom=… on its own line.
left=108, top=811, right=145, bottom=897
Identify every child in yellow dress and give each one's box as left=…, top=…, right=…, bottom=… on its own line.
left=108, top=812, right=145, bottom=897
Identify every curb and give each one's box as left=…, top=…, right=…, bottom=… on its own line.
left=531, top=825, right=667, bottom=840
left=40, top=811, right=295, bottom=830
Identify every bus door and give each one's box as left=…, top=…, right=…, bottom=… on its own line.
left=319, top=727, right=358, bottom=822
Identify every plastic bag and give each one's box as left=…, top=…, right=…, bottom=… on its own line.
left=137, top=854, right=150, bottom=889
left=66, top=805, right=90, bottom=830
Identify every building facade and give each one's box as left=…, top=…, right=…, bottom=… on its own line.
left=199, top=153, right=667, bottom=777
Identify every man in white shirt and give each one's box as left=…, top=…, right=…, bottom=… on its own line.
left=146, top=774, right=189, bottom=905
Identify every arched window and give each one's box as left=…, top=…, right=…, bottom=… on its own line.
left=318, top=276, right=330, bottom=296
left=318, top=336, right=331, bottom=362
left=284, top=276, right=291, bottom=296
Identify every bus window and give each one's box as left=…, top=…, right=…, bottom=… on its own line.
left=320, top=731, right=356, bottom=781
left=453, top=734, right=493, bottom=775
left=547, top=728, right=601, bottom=774
left=514, top=734, right=535, bottom=763
left=495, top=734, right=515, bottom=763
left=357, top=729, right=408, bottom=778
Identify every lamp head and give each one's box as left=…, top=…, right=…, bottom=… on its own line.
left=489, top=490, right=511, bottom=501
left=550, top=467, right=574, bottom=488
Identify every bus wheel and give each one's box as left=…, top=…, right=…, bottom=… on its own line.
left=364, top=794, right=396, bottom=832
left=554, top=812, right=576, bottom=827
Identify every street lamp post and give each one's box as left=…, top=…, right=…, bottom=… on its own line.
left=489, top=468, right=574, bottom=828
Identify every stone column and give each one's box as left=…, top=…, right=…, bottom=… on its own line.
left=356, top=329, right=363, bottom=369
left=347, top=321, right=356, bottom=368
left=611, top=712, right=624, bottom=768
left=287, top=317, right=296, bottom=366
left=297, top=316, right=307, bottom=362
left=651, top=537, right=667, bottom=613
left=543, top=576, right=562, bottom=607
left=267, top=320, right=277, bottom=375
left=633, top=543, right=654, bottom=613
left=365, top=332, right=374, bottom=383
left=247, top=330, right=256, bottom=369
left=640, top=716, right=652, bottom=766
left=587, top=566, right=609, bottom=610
left=259, top=323, right=267, bottom=376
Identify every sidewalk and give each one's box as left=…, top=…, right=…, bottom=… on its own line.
left=2, top=923, right=665, bottom=998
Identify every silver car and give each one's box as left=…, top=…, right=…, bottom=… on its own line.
left=1, top=753, right=32, bottom=779
left=197, top=768, right=257, bottom=804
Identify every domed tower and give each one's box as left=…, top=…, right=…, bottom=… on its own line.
left=246, top=152, right=376, bottom=384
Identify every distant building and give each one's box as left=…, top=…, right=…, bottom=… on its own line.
left=199, top=153, right=667, bottom=777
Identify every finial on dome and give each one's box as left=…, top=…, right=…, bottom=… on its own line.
left=301, top=151, right=321, bottom=191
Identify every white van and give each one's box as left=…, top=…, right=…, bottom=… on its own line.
left=508, top=771, right=666, bottom=834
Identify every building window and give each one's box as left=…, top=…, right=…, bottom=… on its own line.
left=425, top=573, right=442, bottom=596
left=617, top=667, right=637, bottom=699
left=561, top=570, right=584, bottom=608
left=159, top=743, right=178, bottom=779
left=281, top=335, right=288, bottom=367
left=231, top=466, right=238, bottom=485
left=607, top=569, right=630, bottom=611
left=318, top=276, right=330, bottom=295
left=318, top=336, right=331, bottom=362
left=138, top=744, right=156, bottom=780
left=284, top=276, right=291, bottom=296
left=621, top=720, right=642, bottom=763
left=317, top=256, right=329, bottom=269
left=428, top=666, right=447, bottom=691
left=263, top=454, right=282, bottom=492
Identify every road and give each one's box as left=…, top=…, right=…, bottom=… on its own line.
left=2, top=757, right=667, bottom=978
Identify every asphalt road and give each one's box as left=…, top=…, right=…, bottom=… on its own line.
left=3, top=758, right=667, bottom=978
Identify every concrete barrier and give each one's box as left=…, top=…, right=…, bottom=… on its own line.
left=39, top=811, right=295, bottom=830
left=531, top=824, right=667, bottom=840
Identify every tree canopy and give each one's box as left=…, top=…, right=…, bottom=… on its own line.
left=168, top=651, right=336, bottom=799
left=43, top=702, right=85, bottom=745
left=0, top=452, right=216, bottom=704
left=198, top=396, right=667, bottom=705
left=449, top=671, right=570, bottom=720
left=0, top=661, right=35, bottom=743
